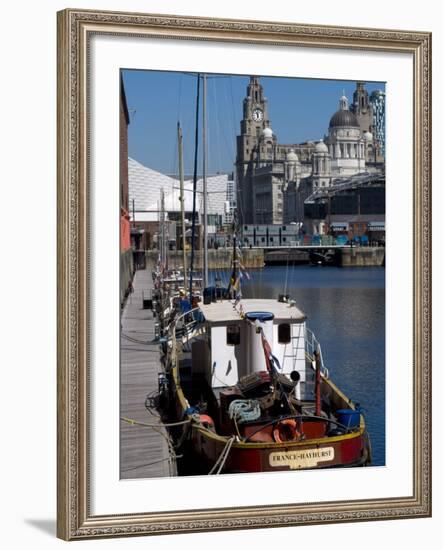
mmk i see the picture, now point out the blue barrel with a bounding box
[245,311,275,322]
[336,408,361,428]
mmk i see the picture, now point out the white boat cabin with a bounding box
[192,299,309,390]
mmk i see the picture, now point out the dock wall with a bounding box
[143,246,384,269]
[340,247,385,267]
[145,248,265,269]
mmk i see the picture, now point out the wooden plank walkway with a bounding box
[120,267,175,479]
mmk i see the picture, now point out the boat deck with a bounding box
[120,266,175,479]
[178,353,317,409]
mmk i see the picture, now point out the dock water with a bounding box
[120,267,175,479]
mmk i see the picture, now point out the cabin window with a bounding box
[227,325,241,346]
[278,323,291,344]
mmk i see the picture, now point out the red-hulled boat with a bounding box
[164,296,371,474]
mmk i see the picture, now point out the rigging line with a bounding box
[179,72,231,79]
[170,186,228,194]
[206,80,211,177]
[121,417,191,428]
[121,332,155,345]
[121,418,175,451]
[121,455,183,474]
[181,107,194,176]
[189,74,201,300]
[176,72,183,125]
[212,78,222,174]
[208,436,236,475]
[214,78,235,165]
[283,248,290,296]
[289,240,297,296]
[228,76,239,150]
[223,78,236,159]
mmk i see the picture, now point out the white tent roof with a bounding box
[147,174,230,215]
[128,157,177,213]
[129,157,231,220]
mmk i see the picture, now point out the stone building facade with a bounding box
[236,77,385,227]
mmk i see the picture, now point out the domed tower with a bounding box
[311,140,332,189]
[326,94,366,177]
[284,148,300,187]
[363,130,375,162]
[258,126,276,163]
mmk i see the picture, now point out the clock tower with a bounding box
[240,76,270,136]
[236,77,271,224]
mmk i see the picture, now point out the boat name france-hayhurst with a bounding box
[269,447,334,469]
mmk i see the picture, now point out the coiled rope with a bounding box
[228,399,261,424]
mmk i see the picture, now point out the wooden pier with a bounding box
[120,267,175,479]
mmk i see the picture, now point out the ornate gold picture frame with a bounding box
[57,8,431,540]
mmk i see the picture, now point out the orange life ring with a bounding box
[199,414,215,431]
[273,419,301,443]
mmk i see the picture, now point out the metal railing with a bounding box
[305,326,329,379]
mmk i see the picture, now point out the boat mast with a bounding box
[160,188,167,271]
[177,122,187,290]
[315,350,322,416]
[232,234,237,298]
[189,74,201,300]
[202,73,209,288]
[227,209,239,300]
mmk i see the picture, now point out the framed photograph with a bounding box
[57,8,431,540]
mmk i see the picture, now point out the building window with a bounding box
[278,324,291,344]
[261,237,265,242]
[282,237,286,242]
[227,325,241,346]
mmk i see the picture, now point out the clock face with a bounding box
[252,108,263,122]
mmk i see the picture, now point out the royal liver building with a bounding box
[235,77,384,226]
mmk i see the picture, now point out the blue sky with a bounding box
[122,70,384,176]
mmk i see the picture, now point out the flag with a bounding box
[261,332,273,373]
[260,332,281,372]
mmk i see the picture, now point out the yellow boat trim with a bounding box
[172,364,366,450]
